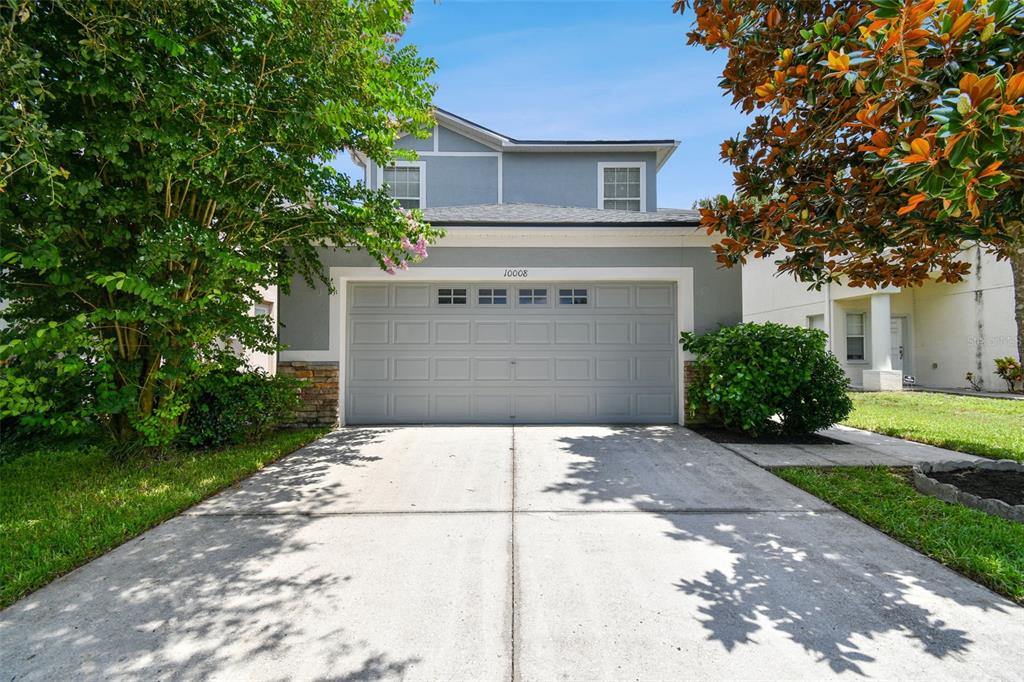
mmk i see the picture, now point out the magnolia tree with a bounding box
[675,0,1024,359]
[0,0,440,447]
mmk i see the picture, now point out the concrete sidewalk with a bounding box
[723,424,987,468]
[1,426,1021,681]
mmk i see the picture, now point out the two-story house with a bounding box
[277,110,742,425]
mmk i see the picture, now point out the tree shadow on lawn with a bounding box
[0,427,426,681]
[548,426,1015,676]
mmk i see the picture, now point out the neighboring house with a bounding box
[742,247,1019,392]
[277,109,742,425]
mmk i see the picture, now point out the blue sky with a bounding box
[335,0,749,209]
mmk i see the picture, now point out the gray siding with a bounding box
[427,156,499,206]
[279,247,741,352]
[503,152,657,210]
[437,126,494,152]
[395,131,433,152]
[375,126,662,212]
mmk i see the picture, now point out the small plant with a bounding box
[993,357,1023,393]
[965,371,983,391]
[181,368,301,449]
[680,322,852,436]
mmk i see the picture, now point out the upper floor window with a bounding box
[438,287,467,305]
[382,163,424,209]
[846,313,865,361]
[559,288,588,305]
[599,162,645,212]
[518,288,547,304]
[478,288,507,305]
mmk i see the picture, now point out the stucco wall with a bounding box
[278,246,741,354]
[741,247,1018,390]
[502,152,658,211]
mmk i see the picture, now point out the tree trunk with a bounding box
[1011,243,1024,367]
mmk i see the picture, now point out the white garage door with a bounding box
[345,282,678,424]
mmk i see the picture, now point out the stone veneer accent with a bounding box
[279,361,339,427]
[682,360,709,425]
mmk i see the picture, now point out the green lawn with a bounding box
[774,466,1024,602]
[844,391,1024,461]
[0,428,327,608]
[777,466,1024,603]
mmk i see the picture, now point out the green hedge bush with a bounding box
[681,322,852,436]
[181,369,301,449]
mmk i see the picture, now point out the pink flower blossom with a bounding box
[414,235,428,258]
[402,11,412,24]
[383,256,397,275]
[400,236,414,252]
[399,260,409,271]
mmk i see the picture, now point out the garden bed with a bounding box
[913,460,1024,523]
[690,425,846,446]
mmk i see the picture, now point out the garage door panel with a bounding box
[394,321,430,344]
[351,284,389,308]
[475,358,512,381]
[636,356,673,384]
[555,358,591,381]
[514,393,554,420]
[515,322,551,344]
[636,285,673,308]
[554,321,590,344]
[595,322,630,344]
[596,357,631,382]
[393,357,429,381]
[346,282,677,424]
[435,321,472,344]
[394,285,430,307]
[475,394,510,420]
[594,286,631,308]
[475,321,511,344]
[434,394,471,420]
[555,393,591,419]
[596,394,632,419]
[393,394,429,420]
[352,320,389,345]
[514,358,551,381]
[435,357,471,381]
[636,320,673,345]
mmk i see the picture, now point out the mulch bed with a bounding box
[929,469,1024,507]
[690,426,847,446]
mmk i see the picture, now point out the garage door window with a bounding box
[478,288,508,305]
[559,288,588,305]
[438,288,467,305]
[518,288,547,304]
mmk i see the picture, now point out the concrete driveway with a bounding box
[2,426,1021,681]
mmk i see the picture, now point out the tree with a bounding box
[675,0,1024,360]
[0,0,440,449]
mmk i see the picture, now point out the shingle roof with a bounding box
[421,203,700,227]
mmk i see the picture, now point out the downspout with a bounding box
[824,281,834,354]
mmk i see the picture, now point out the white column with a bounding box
[870,293,892,370]
[863,292,902,390]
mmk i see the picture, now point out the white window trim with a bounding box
[377,160,426,208]
[845,312,868,363]
[279,266,695,427]
[597,161,647,212]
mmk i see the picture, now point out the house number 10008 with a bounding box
[503,268,528,278]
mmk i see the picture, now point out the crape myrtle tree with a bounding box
[0,0,439,449]
[674,0,1024,359]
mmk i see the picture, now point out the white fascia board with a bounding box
[432,226,714,248]
[503,141,680,169]
[433,111,508,151]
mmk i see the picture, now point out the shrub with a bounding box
[993,357,1023,393]
[680,322,852,436]
[181,369,301,449]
